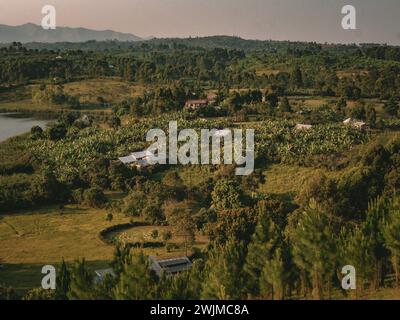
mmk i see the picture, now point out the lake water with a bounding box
[0,113,51,142]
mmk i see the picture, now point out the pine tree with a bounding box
[67,259,95,300]
[55,258,70,300]
[290,199,337,300]
[113,251,158,300]
[243,201,280,297]
[339,226,374,298]
[201,239,246,300]
[363,197,389,291]
[159,260,204,299]
[382,197,400,287]
[111,244,131,279]
[260,247,290,300]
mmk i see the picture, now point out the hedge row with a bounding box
[98,221,150,245]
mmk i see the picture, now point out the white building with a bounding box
[118,150,154,169]
[343,118,366,131]
[295,124,313,131]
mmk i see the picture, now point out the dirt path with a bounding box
[0,219,21,236]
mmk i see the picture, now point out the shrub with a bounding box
[30,126,44,139]
[83,187,107,208]
[150,229,159,239]
[23,288,55,300]
[71,188,84,204]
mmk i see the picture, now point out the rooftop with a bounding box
[149,256,192,277]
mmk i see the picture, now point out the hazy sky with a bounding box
[0,0,399,44]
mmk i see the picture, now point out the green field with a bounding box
[0,204,208,294]
[0,205,130,264]
[0,78,149,113]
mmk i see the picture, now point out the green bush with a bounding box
[83,187,107,208]
[23,288,55,300]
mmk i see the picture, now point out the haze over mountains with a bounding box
[0,23,142,43]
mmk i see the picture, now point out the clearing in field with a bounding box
[63,78,147,105]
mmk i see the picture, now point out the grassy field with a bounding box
[0,205,131,264]
[0,99,64,112]
[0,205,130,293]
[63,78,147,105]
[0,260,110,295]
[0,78,149,113]
[109,225,208,257]
[0,203,208,294]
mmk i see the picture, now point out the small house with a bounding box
[184,99,209,110]
[149,256,192,277]
[118,150,155,169]
[295,124,313,131]
[343,118,366,131]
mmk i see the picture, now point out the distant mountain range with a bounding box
[0,23,142,43]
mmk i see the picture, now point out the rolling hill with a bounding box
[0,23,142,43]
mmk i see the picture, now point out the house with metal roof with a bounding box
[149,256,192,277]
[118,150,155,169]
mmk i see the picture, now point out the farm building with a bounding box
[184,99,209,109]
[295,124,313,131]
[184,96,217,110]
[118,150,154,169]
[149,256,192,277]
[343,118,366,131]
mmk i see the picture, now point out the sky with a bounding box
[0,0,399,44]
